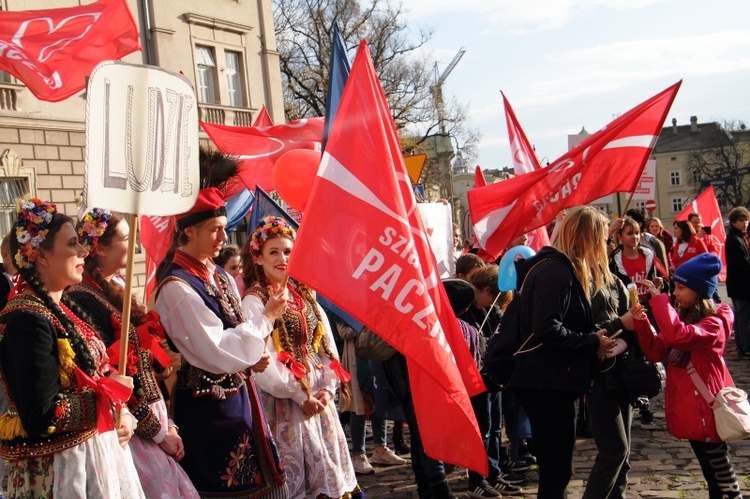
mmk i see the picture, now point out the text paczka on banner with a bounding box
[470,81,682,255]
[286,39,487,475]
[85,61,199,216]
[0,0,141,102]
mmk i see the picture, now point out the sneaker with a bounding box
[352,454,375,475]
[500,472,527,485]
[504,458,533,472]
[467,482,501,498]
[491,477,523,496]
[370,447,408,466]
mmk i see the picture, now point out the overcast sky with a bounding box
[404,0,750,170]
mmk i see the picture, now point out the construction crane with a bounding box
[432,47,466,134]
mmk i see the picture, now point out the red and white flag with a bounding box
[287,40,488,475]
[0,0,140,102]
[471,81,681,256]
[474,165,487,188]
[502,92,550,252]
[675,186,727,281]
[201,118,324,192]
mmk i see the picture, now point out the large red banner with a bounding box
[675,186,727,281]
[287,40,487,474]
[0,0,140,102]
[471,81,681,256]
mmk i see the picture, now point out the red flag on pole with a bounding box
[140,215,175,300]
[201,118,324,192]
[675,186,727,281]
[253,105,274,127]
[474,165,487,188]
[0,0,141,102]
[471,81,681,256]
[286,40,487,475]
[502,92,550,252]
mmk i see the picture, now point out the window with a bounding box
[0,71,12,83]
[634,201,646,213]
[670,157,677,161]
[0,177,28,236]
[195,45,217,104]
[692,169,701,184]
[670,171,681,186]
[225,51,244,107]
[671,197,684,213]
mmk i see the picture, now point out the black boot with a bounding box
[393,421,411,455]
[428,476,456,499]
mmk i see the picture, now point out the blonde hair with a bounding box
[552,206,612,299]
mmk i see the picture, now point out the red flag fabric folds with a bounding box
[675,186,727,281]
[471,81,681,256]
[502,92,550,252]
[287,40,487,475]
[0,0,141,102]
[140,215,175,300]
[474,166,487,188]
[201,118,324,192]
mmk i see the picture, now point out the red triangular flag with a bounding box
[675,186,727,281]
[287,40,488,475]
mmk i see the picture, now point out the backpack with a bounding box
[483,258,550,388]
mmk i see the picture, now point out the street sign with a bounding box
[701,177,736,188]
[645,199,657,211]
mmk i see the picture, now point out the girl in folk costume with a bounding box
[67,208,199,498]
[241,217,361,499]
[633,254,741,498]
[0,198,144,498]
[154,147,287,498]
[609,218,667,304]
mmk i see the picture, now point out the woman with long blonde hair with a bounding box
[507,205,616,498]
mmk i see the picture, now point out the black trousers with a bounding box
[515,389,579,499]
[689,440,742,499]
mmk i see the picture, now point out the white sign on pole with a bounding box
[85,61,199,215]
[417,202,455,278]
[632,159,656,201]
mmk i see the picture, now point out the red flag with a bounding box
[471,81,681,256]
[201,118,324,192]
[502,92,550,252]
[140,215,175,300]
[253,105,274,127]
[474,165,487,188]
[0,0,140,102]
[675,186,727,281]
[286,40,487,475]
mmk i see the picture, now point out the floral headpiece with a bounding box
[14,197,57,269]
[249,216,296,257]
[76,208,112,256]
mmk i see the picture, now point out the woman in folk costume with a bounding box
[241,216,361,499]
[67,208,199,498]
[154,148,288,498]
[0,198,144,498]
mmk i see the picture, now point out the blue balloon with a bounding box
[497,245,537,292]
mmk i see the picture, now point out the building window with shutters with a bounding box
[195,45,218,104]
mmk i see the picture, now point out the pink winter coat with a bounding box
[634,293,735,442]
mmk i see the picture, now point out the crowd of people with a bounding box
[0,147,747,498]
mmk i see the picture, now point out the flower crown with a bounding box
[14,197,57,269]
[76,208,112,256]
[249,216,296,257]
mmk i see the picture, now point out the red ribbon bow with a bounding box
[74,367,133,433]
[107,312,171,372]
[277,351,307,379]
[329,359,352,383]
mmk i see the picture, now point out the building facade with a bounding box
[0,0,284,293]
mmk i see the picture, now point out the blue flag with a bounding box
[248,186,363,332]
[322,23,351,152]
[225,188,255,235]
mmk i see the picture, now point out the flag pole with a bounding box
[621,191,637,216]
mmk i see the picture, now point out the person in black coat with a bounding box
[508,206,616,499]
[725,206,750,357]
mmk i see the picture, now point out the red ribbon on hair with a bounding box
[328,359,352,383]
[8,274,25,300]
[277,351,306,379]
[73,367,132,433]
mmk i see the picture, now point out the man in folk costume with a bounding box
[154,148,289,498]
